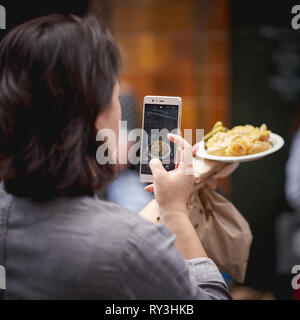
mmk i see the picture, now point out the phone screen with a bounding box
[141,103,179,175]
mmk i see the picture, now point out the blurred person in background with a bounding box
[105,84,153,212]
[284,106,300,300]
[285,107,300,212]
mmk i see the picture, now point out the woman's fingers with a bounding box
[176,141,198,167]
[192,143,199,157]
[145,135,194,190]
[144,159,166,193]
[167,133,191,150]
[168,133,199,158]
[175,145,182,168]
[204,178,217,191]
[167,134,193,173]
[144,184,154,193]
[149,158,166,178]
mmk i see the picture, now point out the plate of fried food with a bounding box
[196,121,284,163]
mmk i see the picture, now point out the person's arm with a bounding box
[160,208,207,260]
[286,128,300,211]
[139,201,207,259]
[119,218,231,300]
[129,134,230,299]
[144,134,208,259]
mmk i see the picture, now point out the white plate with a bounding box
[196,133,285,163]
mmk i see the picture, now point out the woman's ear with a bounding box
[95,82,121,131]
[95,110,104,131]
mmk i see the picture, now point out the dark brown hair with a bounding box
[0,14,121,200]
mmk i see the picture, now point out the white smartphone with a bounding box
[140,95,182,183]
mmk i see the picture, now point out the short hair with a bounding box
[0,14,121,200]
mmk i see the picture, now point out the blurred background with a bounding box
[2,0,300,299]
[94,0,300,299]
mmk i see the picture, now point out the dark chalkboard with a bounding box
[231,0,300,298]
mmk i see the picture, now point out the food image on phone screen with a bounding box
[141,104,179,175]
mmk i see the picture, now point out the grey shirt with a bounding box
[0,183,230,300]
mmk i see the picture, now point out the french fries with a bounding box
[205,122,272,157]
[204,121,228,143]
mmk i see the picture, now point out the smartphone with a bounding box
[140,96,182,183]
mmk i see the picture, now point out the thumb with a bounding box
[149,158,166,179]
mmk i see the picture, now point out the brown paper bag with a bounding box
[140,158,252,283]
[188,184,252,283]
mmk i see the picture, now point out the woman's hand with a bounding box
[144,134,194,216]
[145,134,207,259]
